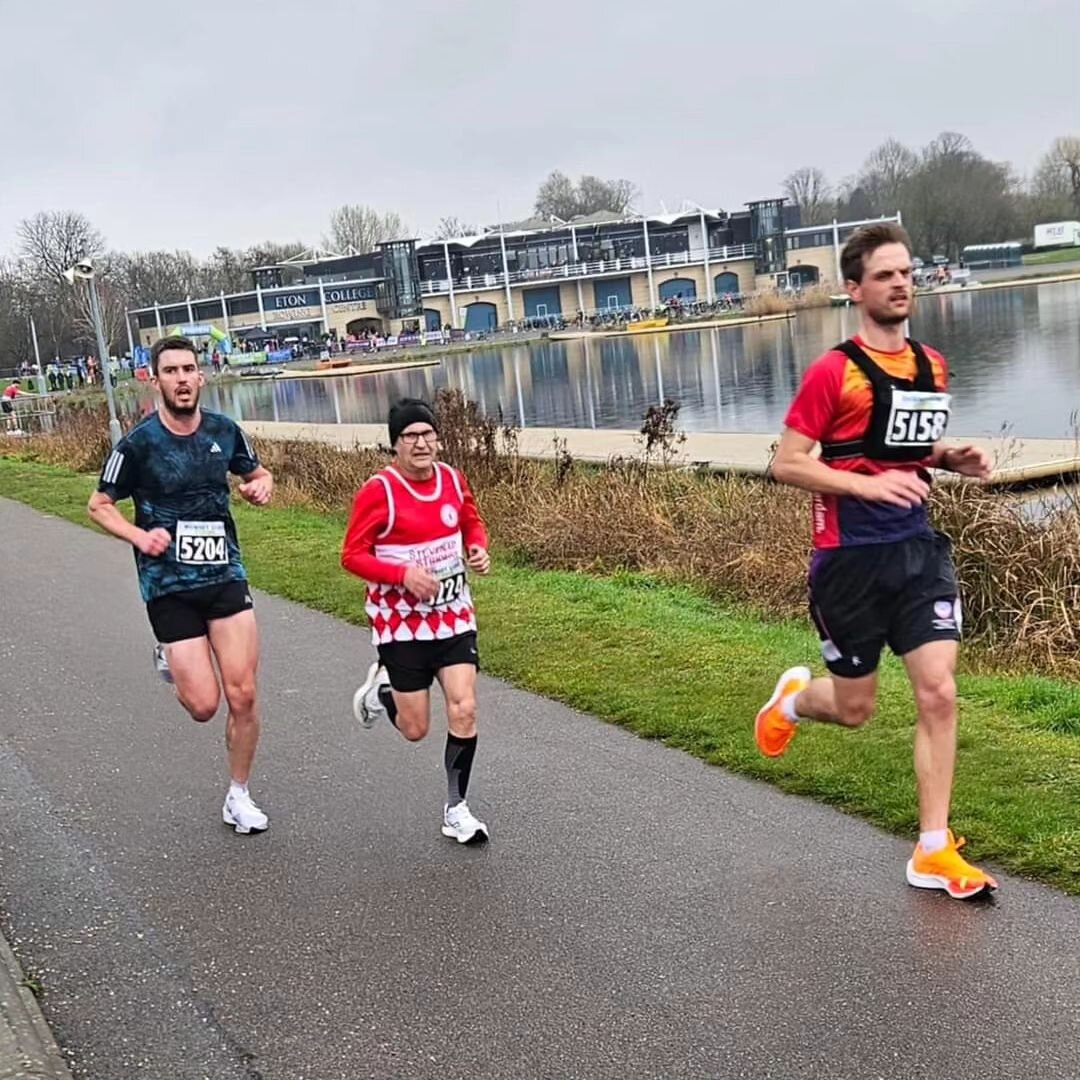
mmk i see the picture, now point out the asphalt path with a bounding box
[0,497,1077,1079]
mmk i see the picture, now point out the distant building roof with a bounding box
[424,203,732,248]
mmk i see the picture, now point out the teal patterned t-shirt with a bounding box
[97,411,258,602]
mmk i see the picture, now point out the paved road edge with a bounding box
[0,930,72,1079]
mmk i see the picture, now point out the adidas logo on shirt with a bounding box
[209,442,222,454]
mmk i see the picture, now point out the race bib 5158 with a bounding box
[885,390,951,446]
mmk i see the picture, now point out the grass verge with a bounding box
[1022,246,1080,266]
[2,456,1078,892]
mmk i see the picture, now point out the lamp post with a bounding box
[13,258,49,396]
[685,200,715,303]
[65,259,122,446]
[28,314,47,396]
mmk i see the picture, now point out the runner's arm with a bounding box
[87,490,144,546]
[457,471,489,551]
[237,464,273,505]
[929,443,958,469]
[89,441,149,547]
[341,481,407,585]
[773,428,930,507]
[87,491,169,554]
[771,429,865,495]
[774,353,917,499]
[929,442,992,477]
[922,352,982,473]
[774,354,856,494]
[229,423,273,505]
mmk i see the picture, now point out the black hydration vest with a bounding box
[820,339,951,463]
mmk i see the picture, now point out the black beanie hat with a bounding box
[388,398,438,444]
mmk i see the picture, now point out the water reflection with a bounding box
[137,280,1080,438]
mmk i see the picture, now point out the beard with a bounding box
[161,385,200,416]
[866,296,911,327]
[869,309,908,327]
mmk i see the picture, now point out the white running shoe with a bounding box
[153,643,174,685]
[222,789,269,834]
[353,661,390,729]
[441,801,489,844]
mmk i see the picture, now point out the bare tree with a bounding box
[200,247,252,295]
[6,210,319,361]
[17,211,105,282]
[13,211,108,360]
[1031,155,1072,203]
[111,250,205,308]
[1046,136,1080,217]
[902,133,1017,258]
[534,171,638,220]
[323,206,404,254]
[432,216,477,240]
[0,260,35,367]
[1014,151,1075,237]
[245,241,307,269]
[782,166,832,225]
[71,271,130,357]
[534,171,578,220]
[858,138,919,215]
[574,175,637,217]
[834,177,876,222]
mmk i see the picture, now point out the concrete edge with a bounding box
[0,930,72,1079]
[244,420,1080,489]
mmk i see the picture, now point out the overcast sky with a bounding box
[2,0,1077,257]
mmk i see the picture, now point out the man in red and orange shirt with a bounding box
[341,398,492,844]
[755,223,997,899]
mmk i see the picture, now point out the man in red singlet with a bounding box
[341,398,492,844]
[754,223,998,899]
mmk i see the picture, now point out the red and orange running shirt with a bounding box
[784,336,949,549]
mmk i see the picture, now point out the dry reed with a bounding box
[6,390,1080,677]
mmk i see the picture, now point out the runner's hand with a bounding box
[403,565,440,603]
[851,470,930,508]
[941,445,991,479]
[238,476,273,506]
[137,527,171,557]
[466,546,491,575]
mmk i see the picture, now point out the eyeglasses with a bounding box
[399,430,439,446]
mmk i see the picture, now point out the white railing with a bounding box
[419,243,756,296]
[3,393,58,435]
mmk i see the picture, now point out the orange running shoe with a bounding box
[906,831,998,899]
[754,666,810,757]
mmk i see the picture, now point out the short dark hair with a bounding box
[150,335,198,375]
[840,223,913,284]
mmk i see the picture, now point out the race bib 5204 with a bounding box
[176,520,228,565]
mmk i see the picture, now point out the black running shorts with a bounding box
[809,532,960,678]
[377,632,479,693]
[147,580,254,643]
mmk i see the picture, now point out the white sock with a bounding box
[780,691,801,723]
[229,781,249,800]
[919,829,948,854]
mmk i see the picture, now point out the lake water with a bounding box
[165,280,1080,439]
